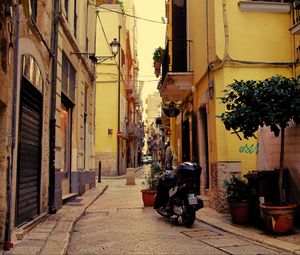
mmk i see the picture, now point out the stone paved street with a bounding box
[67,166,291,255]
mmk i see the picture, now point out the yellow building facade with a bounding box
[160,0,298,212]
[95,1,140,176]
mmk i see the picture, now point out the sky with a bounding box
[133,0,166,113]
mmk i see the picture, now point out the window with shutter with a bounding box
[62,53,76,102]
[30,0,37,21]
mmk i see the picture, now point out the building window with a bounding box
[86,38,89,53]
[85,1,89,52]
[84,86,88,113]
[30,0,38,21]
[62,53,76,102]
[74,0,77,37]
[65,0,69,19]
[61,100,72,195]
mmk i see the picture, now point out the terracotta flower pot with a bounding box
[260,204,297,234]
[141,189,156,207]
[154,67,160,78]
[230,201,249,224]
[154,61,161,68]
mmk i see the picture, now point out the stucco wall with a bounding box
[95,152,118,176]
[258,124,300,207]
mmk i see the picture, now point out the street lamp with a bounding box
[71,38,120,64]
[110,38,120,56]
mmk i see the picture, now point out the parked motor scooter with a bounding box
[153,162,203,227]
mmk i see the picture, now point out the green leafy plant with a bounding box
[224,175,249,203]
[219,75,300,204]
[150,162,163,176]
[152,47,165,63]
[143,162,163,190]
[116,0,125,14]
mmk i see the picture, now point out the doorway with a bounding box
[182,118,190,162]
[61,100,72,195]
[200,108,209,189]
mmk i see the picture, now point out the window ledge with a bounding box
[238,1,291,13]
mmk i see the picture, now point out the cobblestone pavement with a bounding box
[3,165,299,255]
[67,166,292,255]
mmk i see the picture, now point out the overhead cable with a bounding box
[90,2,166,24]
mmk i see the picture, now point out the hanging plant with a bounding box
[152,47,165,78]
[153,47,165,63]
[154,67,160,78]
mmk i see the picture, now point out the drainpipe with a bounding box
[4,5,20,251]
[117,25,121,175]
[49,0,60,214]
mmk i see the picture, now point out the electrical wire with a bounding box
[95,79,159,83]
[95,70,159,82]
[89,2,166,24]
[95,4,166,87]
[96,12,127,86]
[208,0,297,72]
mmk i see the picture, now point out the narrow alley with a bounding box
[2,0,300,254]
[67,166,291,255]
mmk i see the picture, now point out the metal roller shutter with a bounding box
[16,78,42,227]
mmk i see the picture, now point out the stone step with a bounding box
[62,193,78,205]
[197,195,210,207]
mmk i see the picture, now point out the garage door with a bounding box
[16,77,42,227]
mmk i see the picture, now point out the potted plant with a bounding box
[141,162,163,206]
[224,175,250,224]
[219,75,300,233]
[152,47,165,78]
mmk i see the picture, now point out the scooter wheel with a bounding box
[182,209,195,227]
[156,207,171,218]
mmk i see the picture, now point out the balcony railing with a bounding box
[293,1,300,24]
[161,40,193,84]
[290,1,300,34]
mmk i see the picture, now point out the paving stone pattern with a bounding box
[68,166,291,255]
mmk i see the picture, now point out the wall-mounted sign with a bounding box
[166,129,172,136]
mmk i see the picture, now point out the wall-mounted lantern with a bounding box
[162,101,180,117]
[71,38,120,64]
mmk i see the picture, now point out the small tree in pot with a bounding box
[219,75,300,233]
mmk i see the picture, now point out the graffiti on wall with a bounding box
[239,143,259,155]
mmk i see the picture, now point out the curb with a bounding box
[40,185,108,255]
[63,185,108,255]
[196,215,300,254]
